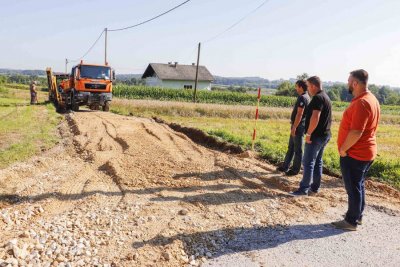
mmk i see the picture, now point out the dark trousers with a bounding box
[282,125,305,173]
[299,134,331,193]
[30,93,37,104]
[340,156,373,226]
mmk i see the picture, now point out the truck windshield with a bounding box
[80,66,111,80]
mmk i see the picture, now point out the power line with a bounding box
[68,29,105,62]
[108,0,192,32]
[204,0,270,43]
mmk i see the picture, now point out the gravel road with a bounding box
[204,207,400,267]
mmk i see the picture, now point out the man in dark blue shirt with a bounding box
[277,80,310,175]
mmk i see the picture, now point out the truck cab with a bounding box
[69,61,115,111]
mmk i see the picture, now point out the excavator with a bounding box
[46,61,114,112]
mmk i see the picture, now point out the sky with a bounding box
[1,0,400,86]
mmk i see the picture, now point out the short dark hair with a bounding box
[350,69,368,85]
[295,80,307,91]
[307,76,321,89]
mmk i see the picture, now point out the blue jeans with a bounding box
[299,134,331,193]
[283,125,305,173]
[340,156,373,226]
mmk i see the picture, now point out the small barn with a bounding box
[141,62,213,90]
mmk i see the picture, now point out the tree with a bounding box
[296,73,309,80]
[276,81,296,96]
[340,87,353,102]
[378,86,392,104]
[385,95,400,105]
[327,90,340,101]
[0,75,7,84]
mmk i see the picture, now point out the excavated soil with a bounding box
[0,111,399,267]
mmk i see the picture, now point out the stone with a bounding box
[179,209,189,216]
[180,255,189,263]
[217,213,225,219]
[76,259,85,266]
[6,239,18,249]
[162,252,171,260]
[5,258,19,265]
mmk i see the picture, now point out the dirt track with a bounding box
[1,111,399,266]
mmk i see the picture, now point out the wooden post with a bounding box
[194,42,201,102]
[251,88,261,150]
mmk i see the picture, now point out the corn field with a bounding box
[113,85,296,107]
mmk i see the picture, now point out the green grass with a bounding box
[0,86,62,169]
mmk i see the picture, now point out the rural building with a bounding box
[141,62,214,90]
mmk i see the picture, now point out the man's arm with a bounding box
[291,107,304,136]
[339,130,363,156]
[305,110,321,143]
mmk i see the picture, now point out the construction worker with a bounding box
[30,81,38,104]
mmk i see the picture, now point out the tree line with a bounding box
[0,74,47,86]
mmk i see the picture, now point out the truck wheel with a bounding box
[72,99,79,111]
[72,103,79,111]
[103,101,110,112]
[71,93,79,111]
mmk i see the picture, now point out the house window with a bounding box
[184,85,193,89]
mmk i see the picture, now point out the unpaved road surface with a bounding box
[1,111,399,267]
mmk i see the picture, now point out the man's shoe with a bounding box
[285,169,299,176]
[289,190,308,197]
[331,220,357,231]
[342,214,362,225]
[276,166,288,172]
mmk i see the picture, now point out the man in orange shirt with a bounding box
[332,69,380,231]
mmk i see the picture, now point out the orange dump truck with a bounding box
[46,61,115,112]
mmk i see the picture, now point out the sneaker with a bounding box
[276,166,288,172]
[289,190,308,197]
[342,214,362,225]
[331,220,357,231]
[285,169,299,176]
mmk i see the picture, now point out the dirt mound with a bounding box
[154,117,244,154]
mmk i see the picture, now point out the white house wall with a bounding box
[145,78,211,90]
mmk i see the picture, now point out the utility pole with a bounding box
[65,58,68,74]
[193,42,201,103]
[105,28,108,65]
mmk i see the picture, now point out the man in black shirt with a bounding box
[277,80,310,175]
[290,76,332,196]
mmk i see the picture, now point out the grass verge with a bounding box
[0,86,62,169]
